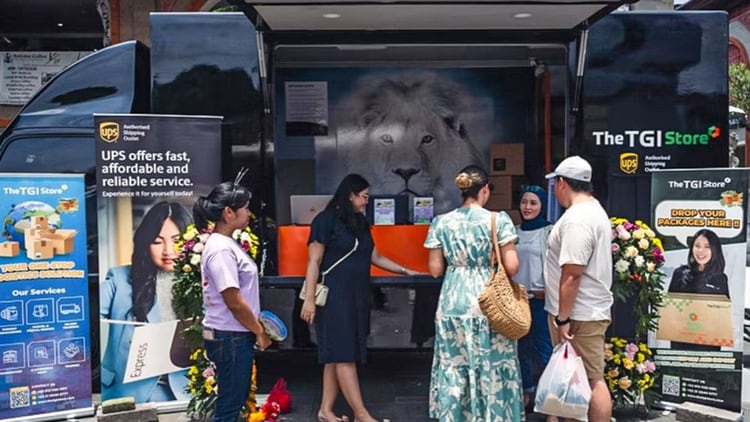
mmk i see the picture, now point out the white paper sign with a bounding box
[0,52,90,105]
[122,320,190,383]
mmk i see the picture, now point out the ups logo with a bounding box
[619,152,638,174]
[99,122,120,143]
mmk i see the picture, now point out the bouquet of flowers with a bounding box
[610,218,666,338]
[604,337,659,409]
[172,221,264,421]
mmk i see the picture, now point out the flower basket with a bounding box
[610,218,666,339]
[604,337,660,410]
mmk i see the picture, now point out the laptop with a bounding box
[290,195,332,225]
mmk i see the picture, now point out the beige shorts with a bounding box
[547,315,610,379]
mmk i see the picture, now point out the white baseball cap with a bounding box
[545,155,592,182]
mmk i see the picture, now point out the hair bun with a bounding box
[455,172,473,190]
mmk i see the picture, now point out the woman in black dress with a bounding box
[668,228,729,297]
[300,174,418,422]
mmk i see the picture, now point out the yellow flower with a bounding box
[623,358,634,370]
[633,229,645,240]
[637,352,645,363]
[652,237,664,251]
[618,377,632,390]
[616,339,627,348]
[645,229,655,238]
[183,227,198,241]
[614,355,621,365]
[189,366,199,375]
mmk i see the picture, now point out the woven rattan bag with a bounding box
[477,212,532,340]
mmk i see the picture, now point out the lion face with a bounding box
[333,74,483,214]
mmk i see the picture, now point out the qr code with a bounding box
[9,386,30,409]
[662,374,680,396]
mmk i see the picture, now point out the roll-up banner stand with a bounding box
[0,173,92,421]
[651,168,748,412]
[94,114,221,408]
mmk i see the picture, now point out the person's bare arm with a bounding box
[498,242,519,276]
[556,263,584,341]
[371,247,418,276]
[427,248,445,278]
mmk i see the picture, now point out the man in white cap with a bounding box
[543,155,614,422]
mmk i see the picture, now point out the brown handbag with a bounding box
[477,212,532,340]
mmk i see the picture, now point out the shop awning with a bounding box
[228,0,633,40]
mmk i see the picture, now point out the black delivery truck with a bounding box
[0,4,730,407]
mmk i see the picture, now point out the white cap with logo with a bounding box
[545,155,592,182]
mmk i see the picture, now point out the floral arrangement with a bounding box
[172,221,269,421]
[604,337,659,409]
[610,217,666,339]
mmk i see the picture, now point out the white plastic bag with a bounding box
[534,341,592,420]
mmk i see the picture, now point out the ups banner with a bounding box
[650,168,748,412]
[93,114,221,405]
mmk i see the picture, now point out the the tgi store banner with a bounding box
[0,174,91,421]
[651,168,747,412]
[94,114,221,405]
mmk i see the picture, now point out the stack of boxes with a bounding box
[24,216,77,260]
[486,143,526,224]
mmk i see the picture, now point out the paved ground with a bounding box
[69,286,746,421]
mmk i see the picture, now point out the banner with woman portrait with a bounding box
[650,168,748,412]
[94,114,221,406]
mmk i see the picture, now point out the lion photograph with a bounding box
[325,71,487,214]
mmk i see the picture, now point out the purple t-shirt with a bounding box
[201,232,260,332]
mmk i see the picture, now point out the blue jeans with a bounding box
[517,298,553,393]
[203,330,256,422]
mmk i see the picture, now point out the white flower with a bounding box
[193,243,204,253]
[646,262,656,272]
[625,246,639,258]
[638,238,650,250]
[190,254,201,266]
[634,255,645,268]
[644,229,655,238]
[615,259,630,273]
[198,233,210,243]
[632,229,645,240]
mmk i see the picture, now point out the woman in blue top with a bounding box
[424,165,523,421]
[515,185,556,419]
[100,201,192,403]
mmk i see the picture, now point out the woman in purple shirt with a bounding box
[194,181,271,422]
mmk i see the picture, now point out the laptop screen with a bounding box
[289,195,332,225]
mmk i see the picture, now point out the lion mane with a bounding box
[333,72,483,214]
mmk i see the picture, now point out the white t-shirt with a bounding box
[201,232,260,332]
[544,199,613,321]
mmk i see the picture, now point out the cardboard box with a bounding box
[0,241,19,257]
[489,143,525,175]
[656,293,734,347]
[501,209,521,225]
[485,192,512,210]
[27,239,54,260]
[46,229,77,254]
[29,215,49,230]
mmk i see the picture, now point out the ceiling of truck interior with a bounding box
[234,0,631,31]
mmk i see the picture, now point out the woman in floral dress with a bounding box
[424,165,524,421]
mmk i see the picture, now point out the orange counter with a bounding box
[278,225,431,276]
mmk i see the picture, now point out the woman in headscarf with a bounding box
[515,185,556,419]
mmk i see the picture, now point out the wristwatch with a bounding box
[554,315,571,326]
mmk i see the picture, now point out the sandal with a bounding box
[318,411,349,422]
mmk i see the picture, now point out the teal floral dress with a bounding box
[424,207,524,421]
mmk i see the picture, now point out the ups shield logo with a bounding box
[619,152,638,174]
[99,122,120,143]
